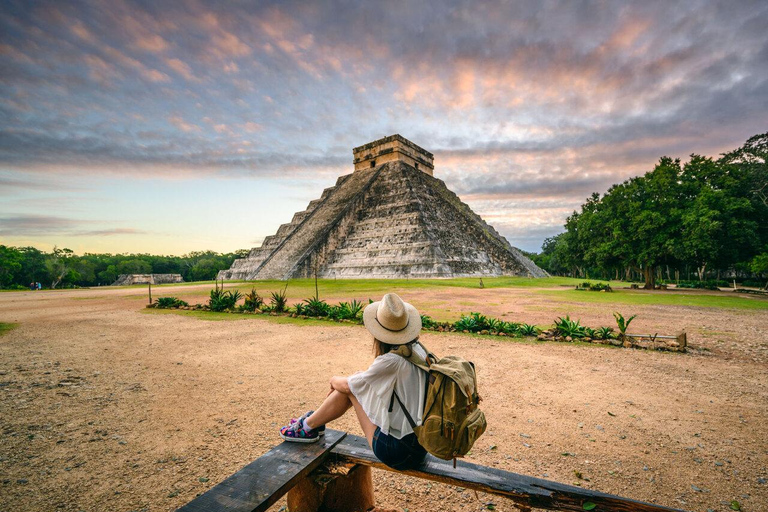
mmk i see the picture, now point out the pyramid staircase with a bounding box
[219,161,545,280]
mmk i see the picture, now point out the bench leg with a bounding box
[287,463,375,512]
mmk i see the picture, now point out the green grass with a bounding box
[142,308,255,322]
[0,322,18,336]
[535,288,768,310]
[210,276,584,297]
[142,308,338,327]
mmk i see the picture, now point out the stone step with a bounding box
[219,159,548,281]
[252,168,381,280]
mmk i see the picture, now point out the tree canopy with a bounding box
[0,248,247,289]
[532,132,768,288]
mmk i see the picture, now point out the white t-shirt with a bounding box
[348,344,428,439]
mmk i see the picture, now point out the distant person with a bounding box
[279,293,428,470]
[29,282,35,291]
[36,282,41,290]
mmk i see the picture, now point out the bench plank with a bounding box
[330,431,685,512]
[176,430,346,512]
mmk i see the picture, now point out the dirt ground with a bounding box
[0,284,766,512]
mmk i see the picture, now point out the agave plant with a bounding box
[208,289,242,312]
[613,312,637,339]
[242,288,264,312]
[474,312,497,330]
[328,302,349,320]
[518,323,539,336]
[583,327,597,339]
[303,296,330,317]
[454,315,479,333]
[486,318,503,332]
[156,297,188,308]
[500,321,521,335]
[595,326,615,340]
[554,315,587,339]
[347,299,364,319]
[270,286,288,313]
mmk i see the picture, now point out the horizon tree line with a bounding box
[530,132,768,288]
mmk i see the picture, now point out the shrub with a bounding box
[303,297,330,317]
[518,323,538,336]
[499,321,521,335]
[328,302,350,320]
[420,314,436,329]
[595,326,616,340]
[156,297,188,308]
[554,315,587,338]
[241,288,264,312]
[486,317,503,332]
[576,281,612,292]
[270,286,288,313]
[676,280,725,290]
[209,289,242,312]
[454,314,480,333]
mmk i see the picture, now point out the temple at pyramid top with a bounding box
[353,134,434,175]
[218,136,546,280]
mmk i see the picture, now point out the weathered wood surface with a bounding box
[330,431,686,512]
[176,430,346,512]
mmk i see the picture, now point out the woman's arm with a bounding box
[330,375,350,394]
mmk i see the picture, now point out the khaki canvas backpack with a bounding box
[390,342,487,466]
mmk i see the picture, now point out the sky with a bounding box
[1,0,767,255]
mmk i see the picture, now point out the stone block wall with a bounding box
[111,274,184,286]
[353,134,434,175]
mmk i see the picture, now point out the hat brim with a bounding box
[363,300,422,345]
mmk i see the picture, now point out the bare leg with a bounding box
[348,393,377,447]
[304,390,351,429]
[305,390,377,448]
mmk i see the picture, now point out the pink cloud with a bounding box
[165,57,198,81]
[168,115,200,133]
[103,46,171,83]
[133,33,169,53]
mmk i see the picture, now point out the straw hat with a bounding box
[363,293,422,345]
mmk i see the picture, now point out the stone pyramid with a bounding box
[219,135,546,280]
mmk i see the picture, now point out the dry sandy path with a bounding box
[0,285,766,512]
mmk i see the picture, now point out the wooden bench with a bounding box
[176,429,686,512]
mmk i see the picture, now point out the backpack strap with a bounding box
[391,341,437,372]
[391,390,417,429]
[388,341,435,431]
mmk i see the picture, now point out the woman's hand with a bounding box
[329,376,350,395]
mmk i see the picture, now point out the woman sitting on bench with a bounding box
[280,293,428,470]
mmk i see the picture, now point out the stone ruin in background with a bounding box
[219,135,547,280]
[111,274,184,286]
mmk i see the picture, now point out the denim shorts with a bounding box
[372,427,427,470]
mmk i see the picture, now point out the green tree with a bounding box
[98,265,118,285]
[45,247,75,289]
[566,159,683,288]
[721,132,768,208]
[0,246,23,287]
[116,259,152,275]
